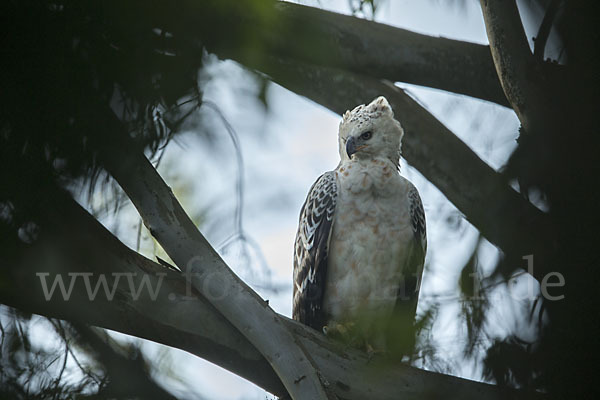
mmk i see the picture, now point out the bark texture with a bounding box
[479,0,550,133]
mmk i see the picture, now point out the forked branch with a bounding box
[99,111,333,400]
[1,189,546,400]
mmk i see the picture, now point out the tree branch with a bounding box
[0,189,286,397]
[533,0,561,62]
[268,2,510,107]
[0,192,545,400]
[115,0,508,106]
[99,112,332,399]
[479,0,549,133]
[259,59,553,281]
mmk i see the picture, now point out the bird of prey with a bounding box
[293,96,426,354]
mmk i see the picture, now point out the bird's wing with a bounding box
[391,183,427,353]
[293,171,337,331]
[408,183,427,270]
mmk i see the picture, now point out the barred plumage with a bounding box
[293,172,337,329]
[293,96,426,355]
[409,184,427,257]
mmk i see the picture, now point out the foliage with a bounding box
[0,307,179,399]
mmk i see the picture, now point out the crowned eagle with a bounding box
[293,96,426,354]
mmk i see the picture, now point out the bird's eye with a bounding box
[360,131,372,140]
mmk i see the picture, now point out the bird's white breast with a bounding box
[324,157,414,323]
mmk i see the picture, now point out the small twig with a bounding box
[0,319,5,358]
[135,217,143,253]
[49,319,103,387]
[419,270,531,303]
[50,320,69,400]
[173,95,201,109]
[67,345,102,386]
[201,100,273,284]
[202,100,245,239]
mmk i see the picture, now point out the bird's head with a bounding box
[338,96,404,167]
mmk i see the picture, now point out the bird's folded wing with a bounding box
[395,184,427,314]
[293,171,337,330]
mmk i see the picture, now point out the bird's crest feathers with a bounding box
[341,96,393,126]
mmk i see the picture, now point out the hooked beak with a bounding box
[346,136,357,158]
[346,137,367,158]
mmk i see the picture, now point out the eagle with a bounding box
[293,96,426,355]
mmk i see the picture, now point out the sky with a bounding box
[71,1,545,398]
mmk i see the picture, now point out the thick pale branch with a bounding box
[0,193,544,400]
[99,118,331,399]
[261,59,553,281]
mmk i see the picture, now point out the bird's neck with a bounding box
[343,155,400,172]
